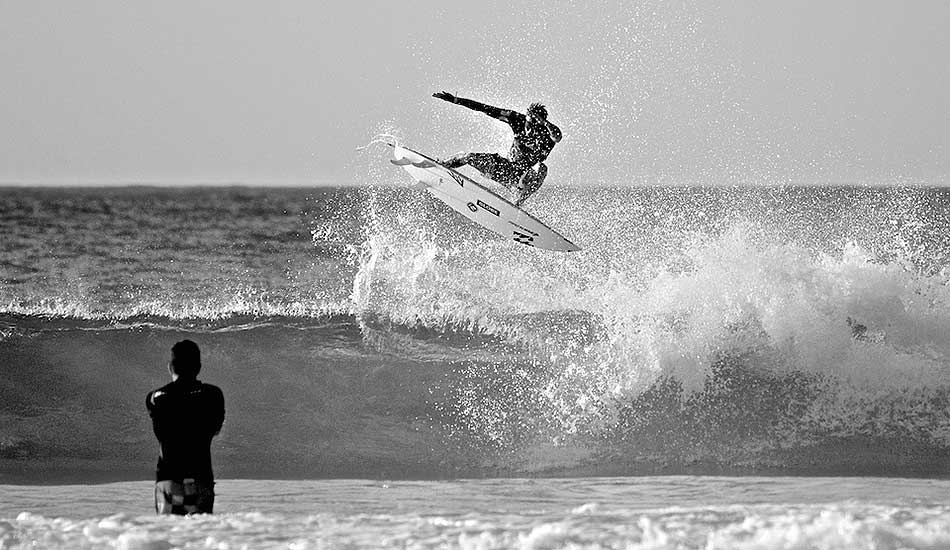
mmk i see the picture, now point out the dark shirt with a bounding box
[505,112,558,169]
[453,96,560,171]
[146,378,225,482]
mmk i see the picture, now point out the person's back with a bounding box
[507,106,559,171]
[146,340,224,515]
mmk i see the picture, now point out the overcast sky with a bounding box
[1,1,947,185]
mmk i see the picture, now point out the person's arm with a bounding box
[208,386,225,437]
[541,118,562,143]
[433,91,516,124]
[146,390,172,441]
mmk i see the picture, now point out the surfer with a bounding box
[146,340,225,515]
[433,91,562,206]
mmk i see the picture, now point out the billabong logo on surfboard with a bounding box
[513,231,535,246]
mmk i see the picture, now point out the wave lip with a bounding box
[0,298,354,333]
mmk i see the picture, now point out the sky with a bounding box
[1,0,948,186]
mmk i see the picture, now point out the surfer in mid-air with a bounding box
[433,91,562,207]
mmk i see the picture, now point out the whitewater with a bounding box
[4,477,950,549]
[2,184,950,548]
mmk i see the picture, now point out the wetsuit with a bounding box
[146,378,224,514]
[442,97,562,205]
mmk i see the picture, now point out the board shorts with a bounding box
[461,153,525,187]
[446,153,546,203]
[155,478,215,515]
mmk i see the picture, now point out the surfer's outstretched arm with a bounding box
[433,91,516,124]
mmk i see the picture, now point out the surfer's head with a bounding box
[170,339,201,379]
[527,102,548,121]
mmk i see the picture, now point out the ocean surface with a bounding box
[2,184,950,548]
[4,477,950,549]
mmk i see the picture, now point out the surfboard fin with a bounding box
[391,158,438,168]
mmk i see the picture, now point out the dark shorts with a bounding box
[155,478,215,515]
[463,153,525,186]
[444,152,547,204]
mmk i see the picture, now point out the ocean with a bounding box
[2,184,950,548]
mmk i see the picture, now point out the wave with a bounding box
[341,203,950,476]
[3,186,950,480]
[0,295,353,327]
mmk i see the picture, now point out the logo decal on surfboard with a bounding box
[476,200,499,217]
[513,231,535,246]
[467,202,478,212]
[508,221,539,236]
[448,171,465,187]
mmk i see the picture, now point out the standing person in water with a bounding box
[433,91,562,206]
[146,339,225,515]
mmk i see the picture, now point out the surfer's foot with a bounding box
[440,153,474,169]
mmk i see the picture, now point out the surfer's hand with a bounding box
[433,91,457,104]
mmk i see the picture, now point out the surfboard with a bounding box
[389,144,581,252]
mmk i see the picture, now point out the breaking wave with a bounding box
[3,186,950,481]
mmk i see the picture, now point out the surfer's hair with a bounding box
[171,339,201,378]
[527,102,547,120]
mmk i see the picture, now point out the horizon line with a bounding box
[2,181,948,190]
